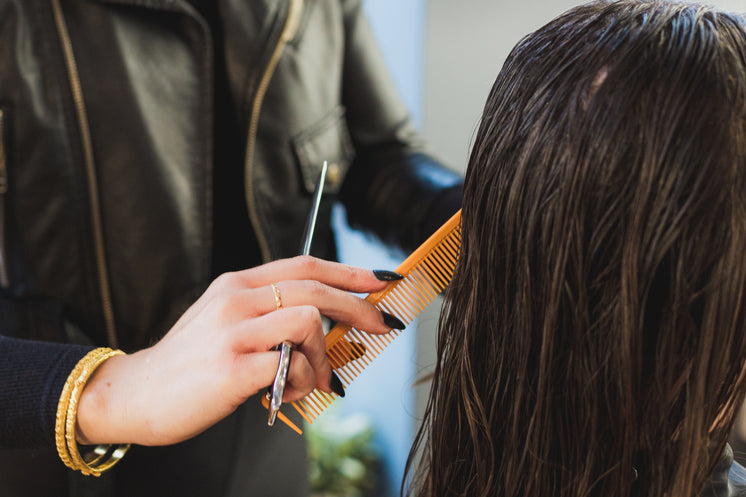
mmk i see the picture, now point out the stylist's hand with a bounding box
[74,256,403,446]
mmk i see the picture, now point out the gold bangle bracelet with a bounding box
[55,348,113,469]
[65,348,126,476]
[55,350,93,469]
[55,347,130,476]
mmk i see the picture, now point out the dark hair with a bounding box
[407,2,746,496]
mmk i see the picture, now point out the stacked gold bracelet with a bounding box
[55,347,130,476]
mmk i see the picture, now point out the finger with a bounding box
[249,280,403,334]
[234,351,316,401]
[282,351,319,402]
[166,271,249,332]
[233,306,333,392]
[174,257,403,332]
[236,255,396,294]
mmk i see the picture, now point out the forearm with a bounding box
[341,151,463,252]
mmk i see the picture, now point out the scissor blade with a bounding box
[267,161,328,428]
[301,161,328,256]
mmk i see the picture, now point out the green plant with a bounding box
[307,413,382,497]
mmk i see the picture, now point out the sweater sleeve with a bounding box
[0,335,93,449]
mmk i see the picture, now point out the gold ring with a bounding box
[271,283,282,311]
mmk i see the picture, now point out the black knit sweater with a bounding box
[0,336,92,448]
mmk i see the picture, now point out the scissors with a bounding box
[267,161,328,426]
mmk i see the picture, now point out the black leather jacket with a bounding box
[0,2,461,495]
[0,0,461,355]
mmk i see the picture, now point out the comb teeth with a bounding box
[288,210,462,428]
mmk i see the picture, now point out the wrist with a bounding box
[55,347,130,476]
[75,353,133,445]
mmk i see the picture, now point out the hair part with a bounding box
[407,2,746,496]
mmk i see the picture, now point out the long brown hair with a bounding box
[407,2,746,496]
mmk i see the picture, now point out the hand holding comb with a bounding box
[264,209,462,434]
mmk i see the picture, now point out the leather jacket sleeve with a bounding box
[338,0,463,253]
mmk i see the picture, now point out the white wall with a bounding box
[423,0,746,172]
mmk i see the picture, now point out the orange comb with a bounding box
[268,209,462,434]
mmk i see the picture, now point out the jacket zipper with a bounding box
[0,109,9,287]
[244,0,304,263]
[51,0,119,348]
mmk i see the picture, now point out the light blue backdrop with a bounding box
[332,1,426,496]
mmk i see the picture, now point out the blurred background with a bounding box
[322,1,746,496]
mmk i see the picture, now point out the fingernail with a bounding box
[382,311,406,330]
[373,270,404,281]
[330,371,345,397]
[349,341,366,360]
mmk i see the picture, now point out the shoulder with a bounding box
[729,459,746,497]
[699,444,746,497]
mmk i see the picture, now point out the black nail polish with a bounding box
[382,311,406,330]
[373,270,404,281]
[330,371,345,397]
[349,341,366,360]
